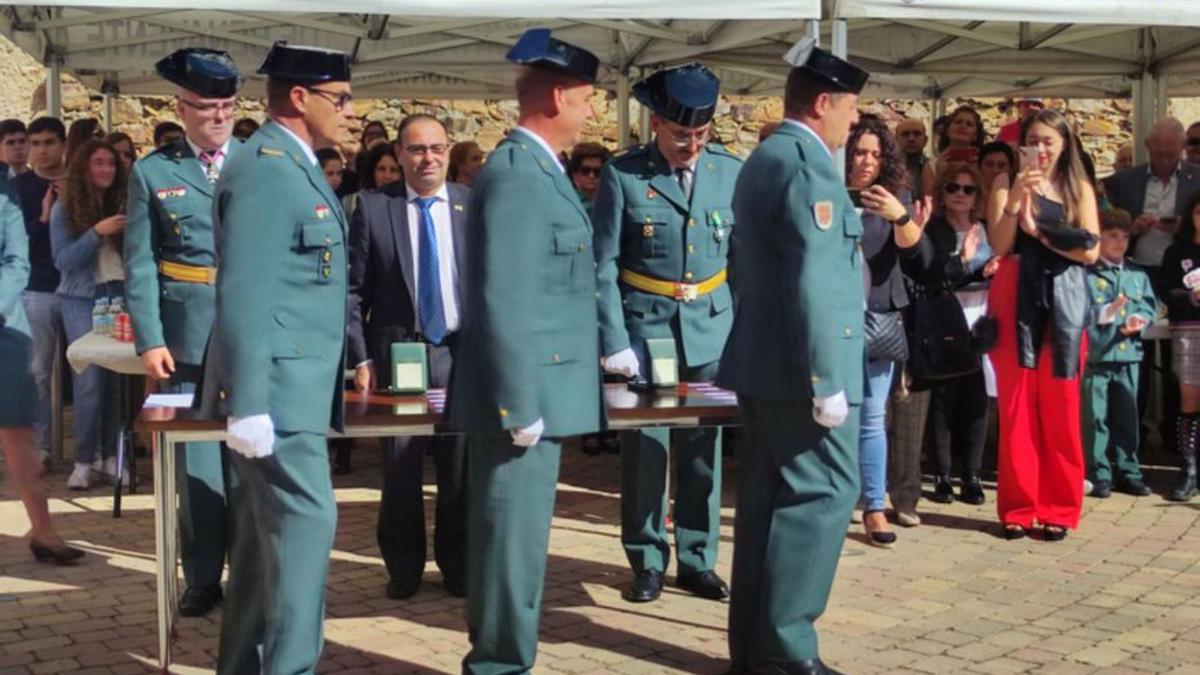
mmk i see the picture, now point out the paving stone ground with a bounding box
[2,438,1199,674]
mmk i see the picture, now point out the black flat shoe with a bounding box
[1115,478,1151,497]
[29,540,85,565]
[1042,524,1068,542]
[623,569,663,603]
[385,576,422,600]
[676,570,730,600]
[958,474,985,505]
[443,575,468,598]
[1003,524,1026,540]
[1089,480,1112,498]
[179,585,223,617]
[931,475,955,504]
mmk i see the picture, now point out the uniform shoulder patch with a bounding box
[258,146,284,158]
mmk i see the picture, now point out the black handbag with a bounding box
[905,295,980,382]
[865,309,909,363]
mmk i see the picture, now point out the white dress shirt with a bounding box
[1133,163,1181,266]
[186,137,231,172]
[406,183,461,334]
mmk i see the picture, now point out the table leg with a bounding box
[153,430,178,672]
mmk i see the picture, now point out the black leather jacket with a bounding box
[1014,198,1097,379]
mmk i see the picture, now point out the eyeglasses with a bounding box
[665,127,711,148]
[304,87,353,111]
[575,166,602,178]
[944,182,979,196]
[403,144,449,157]
[178,98,237,118]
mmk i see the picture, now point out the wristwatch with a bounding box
[891,214,911,227]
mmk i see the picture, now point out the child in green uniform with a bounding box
[1084,209,1159,498]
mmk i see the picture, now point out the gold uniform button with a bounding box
[169,213,177,221]
[688,218,696,227]
[810,375,820,383]
[218,389,226,400]
[684,271,694,280]
[1118,343,1127,351]
[844,327,852,335]
[322,250,332,262]
[322,266,331,278]
[499,407,509,417]
[552,354,561,362]
[1119,309,1127,317]
[325,236,333,245]
[577,243,585,252]
[687,244,696,254]
[173,227,181,235]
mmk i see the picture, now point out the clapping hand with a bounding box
[1121,314,1149,336]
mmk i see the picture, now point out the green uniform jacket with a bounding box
[196,121,347,433]
[715,122,865,404]
[592,142,741,368]
[446,129,604,437]
[1086,261,1158,364]
[0,178,30,336]
[124,139,240,364]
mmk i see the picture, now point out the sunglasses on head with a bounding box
[944,181,978,196]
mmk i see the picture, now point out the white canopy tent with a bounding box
[2,0,1199,156]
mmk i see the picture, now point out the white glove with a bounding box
[511,418,545,447]
[1098,294,1127,325]
[603,348,640,379]
[813,392,849,429]
[227,414,275,459]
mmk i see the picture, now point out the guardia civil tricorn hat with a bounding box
[783,37,869,94]
[155,48,243,98]
[633,63,720,129]
[257,42,352,82]
[505,28,599,84]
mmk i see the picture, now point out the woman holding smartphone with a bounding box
[922,106,987,197]
[987,109,1099,541]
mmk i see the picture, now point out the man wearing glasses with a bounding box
[592,63,741,604]
[1186,121,1200,165]
[195,41,354,674]
[123,47,243,619]
[348,114,469,601]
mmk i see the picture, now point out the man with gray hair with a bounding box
[1107,117,1200,465]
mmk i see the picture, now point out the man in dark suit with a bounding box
[348,114,468,600]
[1107,117,1200,453]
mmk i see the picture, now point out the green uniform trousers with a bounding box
[1083,362,1143,484]
[729,395,860,669]
[621,360,721,576]
[217,431,337,675]
[463,434,562,675]
[162,363,228,590]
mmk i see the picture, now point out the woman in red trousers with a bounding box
[986,109,1100,541]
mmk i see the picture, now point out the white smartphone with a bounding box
[1019,146,1039,170]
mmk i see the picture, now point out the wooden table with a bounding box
[136,383,740,671]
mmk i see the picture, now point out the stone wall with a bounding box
[4,35,1200,176]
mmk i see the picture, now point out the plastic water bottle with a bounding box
[107,296,124,338]
[93,297,109,336]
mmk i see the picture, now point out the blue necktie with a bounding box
[414,196,447,345]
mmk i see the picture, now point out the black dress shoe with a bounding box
[622,569,663,603]
[386,576,422,600]
[958,474,985,505]
[1115,478,1151,497]
[931,475,954,504]
[29,540,85,565]
[178,585,223,617]
[749,657,842,675]
[1089,480,1112,498]
[676,570,730,600]
[443,575,468,598]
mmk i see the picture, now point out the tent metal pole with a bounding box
[832,19,848,178]
[103,94,113,133]
[47,59,62,119]
[806,19,820,46]
[617,71,631,149]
